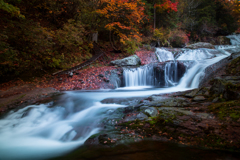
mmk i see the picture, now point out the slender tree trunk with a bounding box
[154,0,156,31]
[109,30,118,51]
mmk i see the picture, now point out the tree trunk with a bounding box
[154,4,156,31]
[92,31,98,43]
[109,30,118,51]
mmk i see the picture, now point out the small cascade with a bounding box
[226,34,240,45]
[176,49,215,61]
[155,48,175,62]
[164,62,178,87]
[123,65,154,87]
[122,61,186,88]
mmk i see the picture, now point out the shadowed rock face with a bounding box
[152,61,187,87]
[210,77,240,101]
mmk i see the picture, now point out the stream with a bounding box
[1,36,240,160]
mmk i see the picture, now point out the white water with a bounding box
[123,65,154,87]
[227,34,240,45]
[164,62,178,87]
[0,38,240,160]
[177,48,215,60]
[155,48,175,62]
[123,44,233,88]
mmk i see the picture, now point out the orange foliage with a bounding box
[97,0,147,44]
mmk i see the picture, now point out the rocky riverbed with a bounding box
[1,43,240,156]
[83,56,240,152]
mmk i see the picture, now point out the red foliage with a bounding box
[154,0,178,13]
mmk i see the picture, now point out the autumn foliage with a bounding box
[154,0,178,13]
[97,0,147,50]
[1,0,240,83]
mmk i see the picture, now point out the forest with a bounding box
[0,0,240,82]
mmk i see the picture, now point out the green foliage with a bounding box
[153,28,170,46]
[56,19,85,52]
[123,38,140,55]
[0,0,24,18]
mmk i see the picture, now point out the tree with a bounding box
[177,0,202,31]
[0,0,24,18]
[97,0,147,51]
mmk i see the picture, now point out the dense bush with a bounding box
[153,28,170,47]
[169,29,189,48]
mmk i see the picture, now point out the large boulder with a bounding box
[110,55,141,66]
[210,77,240,100]
[185,42,215,49]
[142,107,158,117]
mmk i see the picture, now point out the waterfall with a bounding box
[164,62,178,87]
[122,43,233,89]
[176,48,215,60]
[123,65,154,87]
[155,48,175,62]
[226,34,240,45]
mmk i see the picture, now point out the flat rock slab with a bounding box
[185,42,215,49]
[0,87,59,113]
[150,96,191,107]
[193,96,206,101]
[122,112,148,122]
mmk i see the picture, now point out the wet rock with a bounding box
[185,89,199,98]
[223,76,240,84]
[185,42,215,49]
[140,106,149,111]
[110,55,141,66]
[122,113,148,122]
[103,78,110,83]
[193,96,206,101]
[210,77,227,95]
[98,74,104,77]
[226,57,240,76]
[204,91,210,96]
[103,69,123,88]
[142,107,158,117]
[223,89,240,100]
[101,97,143,106]
[212,97,219,103]
[98,134,112,145]
[150,96,190,107]
[74,72,80,75]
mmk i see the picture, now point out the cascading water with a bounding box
[164,62,178,87]
[155,48,175,62]
[123,65,154,88]
[227,34,240,45]
[1,35,240,160]
[176,48,216,60]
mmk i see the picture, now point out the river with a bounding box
[0,37,240,160]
